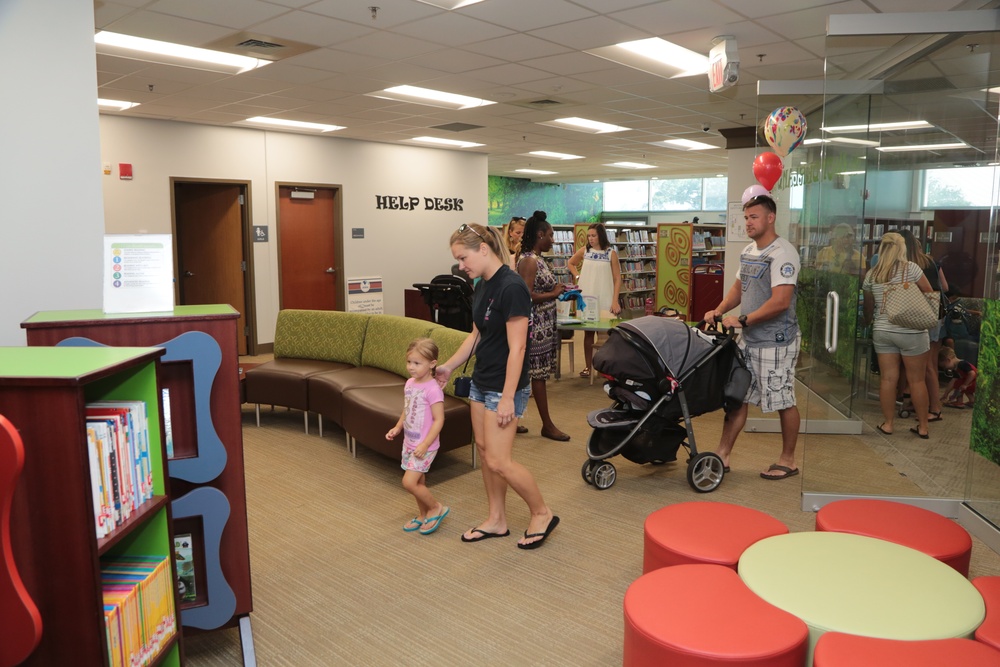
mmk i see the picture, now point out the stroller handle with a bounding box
[695,318,739,342]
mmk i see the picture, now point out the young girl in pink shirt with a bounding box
[386,338,450,535]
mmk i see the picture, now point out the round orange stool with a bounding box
[623,564,807,667]
[813,632,1000,666]
[643,501,788,573]
[972,576,1000,651]
[815,499,972,576]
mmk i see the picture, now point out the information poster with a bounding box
[728,202,749,243]
[103,234,174,313]
[346,276,384,314]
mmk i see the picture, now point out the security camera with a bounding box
[701,123,711,133]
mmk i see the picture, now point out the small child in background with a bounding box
[939,347,977,409]
[386,338,450,535]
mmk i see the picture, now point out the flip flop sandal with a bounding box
[419,507,450,535]
[579,368,591,378]
[402,517,423,532]
[927,412,943,422]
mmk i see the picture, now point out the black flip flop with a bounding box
[517,515,560,550]
[910,427,930,440]
[461,528,510,543]
[876,423,892,435]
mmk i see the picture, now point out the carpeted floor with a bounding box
[183,343,1000,666]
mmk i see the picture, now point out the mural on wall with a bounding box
[970,299,996,465]
[487,176,602,227]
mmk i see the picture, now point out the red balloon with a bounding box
[753,152,784,191]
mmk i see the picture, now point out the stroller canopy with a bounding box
[614,316,716,378]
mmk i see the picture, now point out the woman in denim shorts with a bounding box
[436,223,560,550]
[862,233,934,438]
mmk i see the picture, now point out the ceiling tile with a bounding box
[101,10,234,45]
[303,0,442,28]
[612,0,744,35]
[389,13,513,46]
[250,10,375,48]
[529,16,652,51]
[405,49,507,74]
[460,0,597,32]
[145,0,290,30]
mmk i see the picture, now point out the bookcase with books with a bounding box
[548,225,577,285]
[572,222,660,314]
[0,346,182,666]
[21,305,254,657]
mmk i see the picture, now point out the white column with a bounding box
[0,0,104,344]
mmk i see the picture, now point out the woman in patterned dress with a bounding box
[517,211,570,441]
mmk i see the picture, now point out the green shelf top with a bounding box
[0,347,162,380]
[23,304,238,325]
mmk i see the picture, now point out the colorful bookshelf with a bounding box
[0,347,181,666]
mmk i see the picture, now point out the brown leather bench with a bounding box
[244,309,476,465]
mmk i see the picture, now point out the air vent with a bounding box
[235,38,285,50]
[431,123,483,133]
[529,99,562,106]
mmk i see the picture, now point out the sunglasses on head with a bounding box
[458,223,488,246]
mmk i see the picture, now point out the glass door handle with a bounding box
[825,290,840,353]
[325,267,336,274]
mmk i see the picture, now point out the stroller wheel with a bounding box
[686,452,725,493]
[898,408,911,419]
[591,462,617,490]
[581,460,595,485]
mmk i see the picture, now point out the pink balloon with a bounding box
[742,184,770,205]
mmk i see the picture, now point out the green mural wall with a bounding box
[487,176,603,227]
[972,299,998,465]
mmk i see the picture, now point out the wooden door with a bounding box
[175,182,249,354]
[278,186,339,310]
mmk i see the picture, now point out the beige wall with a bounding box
[99,116,488,344]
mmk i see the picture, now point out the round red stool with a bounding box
[813,632,1000,666]
[623,563,807,667]
[972,576,1000,651]
[643,501,788,573]
[815,499,972,576]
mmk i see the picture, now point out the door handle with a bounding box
[325,267,336,274]
[825,291,839,353]
[184,271,195,277]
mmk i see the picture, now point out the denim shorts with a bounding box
[469,381,530,418]
[872,328,930,356]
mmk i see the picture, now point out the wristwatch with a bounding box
[738,314,749,328]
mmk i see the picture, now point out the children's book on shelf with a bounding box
[173,533,197,603]
[102,555,177,667]
[162,388,174,459]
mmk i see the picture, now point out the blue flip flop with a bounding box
[402,517,423,532]
[419,507,450,535]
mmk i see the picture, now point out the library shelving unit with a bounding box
[859,218,927,269]
[548,224,577,285]
[21,305,254,662]
[0,346,182,666]
[655,223,728,320]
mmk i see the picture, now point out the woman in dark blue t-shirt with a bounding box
[437,223,560,550]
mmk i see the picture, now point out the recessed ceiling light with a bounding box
[876,142,967,153]
[366,85,494,110]
[414,0,485,9]
[538,117,630,134]
[821,120,932,134]
[515,169,557,175]
[828,137,880,147]
[95,31,270,75]
[98,98,140,111]
[409,136,484,148]
[656,138,717,151]
[586,37,709,79]
[839,171,866,175]
[803,138,829,145]
[245,117,344,132]
[526,151,584,160]
[607,162,656,169]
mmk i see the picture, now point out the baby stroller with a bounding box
[582,316,749,493]
[412,274,474,331]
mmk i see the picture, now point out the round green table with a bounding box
[738,532,985,662]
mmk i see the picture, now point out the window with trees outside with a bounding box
[604,177,728,212]
[922,166,1000,208]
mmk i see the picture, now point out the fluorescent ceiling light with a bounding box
[366,85,494,110]
[803,138,829,145]
[538,117,630,134]
[409,136,484,148]
[245,117,344,133]
[839,171,866,175]
[98,98,140,111]
[876,142,968,153]
[526,151,584,160]
[821,120,932,134]
[586,37,709,79]
[95,31,270,75]
[414,0,485,8]
[515,169,557,175]
[828,137,880,148]
[607,162,656,169]
[656,138,717,151]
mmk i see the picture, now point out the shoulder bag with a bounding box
[882,281,940,330]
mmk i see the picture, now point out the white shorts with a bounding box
[741,333,800,414]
